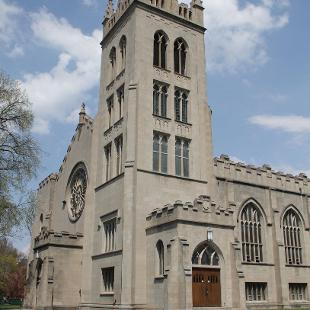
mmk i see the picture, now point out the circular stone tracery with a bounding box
[68,168,87,222]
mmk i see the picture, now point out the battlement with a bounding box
[103,0,204,37]
[39,173,58,189]
[34,227,84,250]
[214,154,310,194]
[146,195,235,229]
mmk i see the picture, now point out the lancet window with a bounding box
[283,209,303,265]
[174,89,188,123]
[240,202,263,263]
[109,47,116,81]
[175,138,189,177]
[153,31,168,69]
[156,240,165,276]
[153,82,168,117]
[119,36,127,70]
[174,38,187,75]
[153,133,168,173]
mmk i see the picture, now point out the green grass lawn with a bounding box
[0,305,21,309]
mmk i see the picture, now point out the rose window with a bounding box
[68,169,87,222]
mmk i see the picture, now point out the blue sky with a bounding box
[0,0,309,252]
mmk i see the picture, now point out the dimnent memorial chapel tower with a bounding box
[24,0,310,309]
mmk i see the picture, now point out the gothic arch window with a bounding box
[240,202,264,263]
[153,82,168,117]
[153,133,168,173]
[192,243,220,266]
[174,89,189,123]
[156,240,165,275]
[109,47,116,80]
[67,164,87,222]
[119,36,127,70]
[283,208,303,265]
[153,31,168,69]
[174,38,187,75]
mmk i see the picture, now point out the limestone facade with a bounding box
[24,0,310,309]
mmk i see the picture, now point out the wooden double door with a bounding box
[192,268,221,307]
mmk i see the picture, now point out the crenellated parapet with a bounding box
[146,195,235,229]
[34,227,84,250]
[103,0,204,37]
[39,173,58,189]
[214,154,310,194]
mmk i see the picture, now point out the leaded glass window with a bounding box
[175,138,190,177]
[153,31,168,69]
[174,89,189,123]
[174,38,187,75]
[241,203,263,263]
[153,133,168,173]
[153,82,168,117]
[283,209,303,265]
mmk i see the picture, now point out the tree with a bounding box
[0,238,27,299]
[0,70,40,238]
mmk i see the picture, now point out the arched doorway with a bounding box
[192,242,221,307]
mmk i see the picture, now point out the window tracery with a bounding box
[154,31,168,69]
[240,202,263,263]
[153,133,168,173]
[174,89,188,123]
[174,38,187,75]
[153,82,168,118]
[175,138,189,177]
[68,168,87,222]
[192,243,219,266]
[283,209,303,265]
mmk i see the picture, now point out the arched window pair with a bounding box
[240,201,304,265]
[156,240,165,276]
[109,35,127,81]
[153,31,188,75]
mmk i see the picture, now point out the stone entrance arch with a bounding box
[192,242,222,307]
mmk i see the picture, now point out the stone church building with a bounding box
[24,0,310,309]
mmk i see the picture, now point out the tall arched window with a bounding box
[174,38,187,75]
[283,209,303,265]
[153,82,168,117]
[153,133,168,173]
[192,243,219,266]
[156,240,165,275]
[119,36,127,70]
[109,47,116,81]
[153,31,168,69]
[240,202,263,263]
[174,89,188,123]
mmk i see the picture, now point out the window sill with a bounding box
[175,119,192,126]
[100,292,114,296]
[174,72,191,79]
[242,262,274,266]
[153,65,171,73]
[285,264,310,268]
[116,68,125,80]
[154,275,165,280]
[153,114,171,121]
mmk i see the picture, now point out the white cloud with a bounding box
[21,9,101,134]
[7,44,24,58]
[205,0,289,73]
[249,115,310,133]
[0,0,22,45]
[82,0,97,7]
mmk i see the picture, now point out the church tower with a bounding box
[83,0,215,308]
